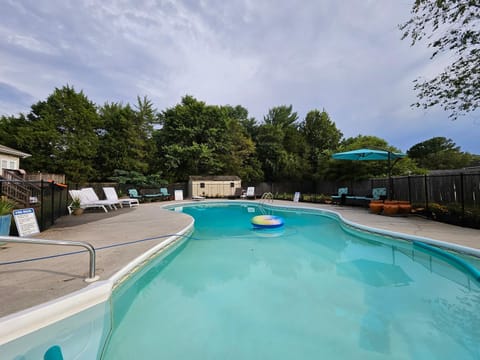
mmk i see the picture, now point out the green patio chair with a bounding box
[332,187,348,204]
[128,189,144,200]
[372,187,387,200]
[160,188,171,199]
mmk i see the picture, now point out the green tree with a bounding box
[407,136,474,169]
[255,124,286,181]
[15,86,100,182]
[0,114,28,150]
[134,96,158,171]
[220,106,264,183]
[400,0,480,119]
[256,105,308,181]
[300,109,343,179]
[263,105,298,129]
[97,97,157,180]
[156,96,231,181]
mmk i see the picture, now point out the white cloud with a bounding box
[0,0,478,153]
[6,33,59,55]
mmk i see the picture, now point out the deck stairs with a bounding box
[0,169,40,207]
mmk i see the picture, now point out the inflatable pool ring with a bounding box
[251,215,284,229]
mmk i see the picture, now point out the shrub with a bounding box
[0,198,16,216]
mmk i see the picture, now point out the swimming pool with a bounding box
[99,202,480,359]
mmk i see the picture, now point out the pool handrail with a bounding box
[0,235,99,282]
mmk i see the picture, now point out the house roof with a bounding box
[189,175,241,181]
[0,145,31,158]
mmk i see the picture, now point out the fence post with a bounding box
[424,175,429,211]
[65,184,69,215]
[40,179,45,231]
[460,173,465,223]
[51,181,55,227]
[407,175,412,203]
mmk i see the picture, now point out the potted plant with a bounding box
[0,197,15,236]
[383,200,400,216]
[319,194,333,204]
[71,197,84,215]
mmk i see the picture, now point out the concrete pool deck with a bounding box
[0,199,479,318]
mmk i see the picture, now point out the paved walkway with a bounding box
[0,200,479,318]
[0,203,193,317]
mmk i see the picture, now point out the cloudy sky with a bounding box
[1,0,478,153]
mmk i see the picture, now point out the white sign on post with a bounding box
[13,208,40,237]
[293,192,301,202]
[174,190,184,201]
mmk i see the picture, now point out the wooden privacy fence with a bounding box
[388,173,480,228]
[254,173,479,210]
[25,173,66,184]
[254,173,480,228]
[388,173,480,210]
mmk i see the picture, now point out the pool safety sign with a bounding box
[293,192,300,202]
[13,208,40,237]
[174,190,183,201]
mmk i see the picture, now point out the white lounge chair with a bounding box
[246,187,256,199]
[103,187,139,208]
[81,187,119,210]
[68,189,108,214]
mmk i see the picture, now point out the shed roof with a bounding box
[0,145,31,158]
[189,175,241,181]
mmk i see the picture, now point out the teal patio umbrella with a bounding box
[331,148,406,199]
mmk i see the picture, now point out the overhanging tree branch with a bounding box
[400,0,480,119]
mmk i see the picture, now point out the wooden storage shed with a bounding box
[188,176,242,198]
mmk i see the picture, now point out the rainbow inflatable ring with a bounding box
[251,215,284,229]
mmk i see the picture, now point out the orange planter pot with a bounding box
[398,201,412,215]
[383,201,399,216]
[369,200,384,214]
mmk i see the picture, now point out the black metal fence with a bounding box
[0,180,69,233]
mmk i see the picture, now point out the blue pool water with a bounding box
[101,203,480,359]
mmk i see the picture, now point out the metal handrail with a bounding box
[0,236,99,282]
[260,192,274,203]
[258,192,274,215]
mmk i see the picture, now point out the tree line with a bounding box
[0,85,477,185]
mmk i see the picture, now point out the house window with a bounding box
[9,160,16,169]
[230,182,235,188]
[1,160,7,170]
[200,183,205,188]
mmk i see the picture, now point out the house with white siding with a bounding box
[0,145,31,174]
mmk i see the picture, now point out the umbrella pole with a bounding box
[388,155,402,200]
[388,152,392,200]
